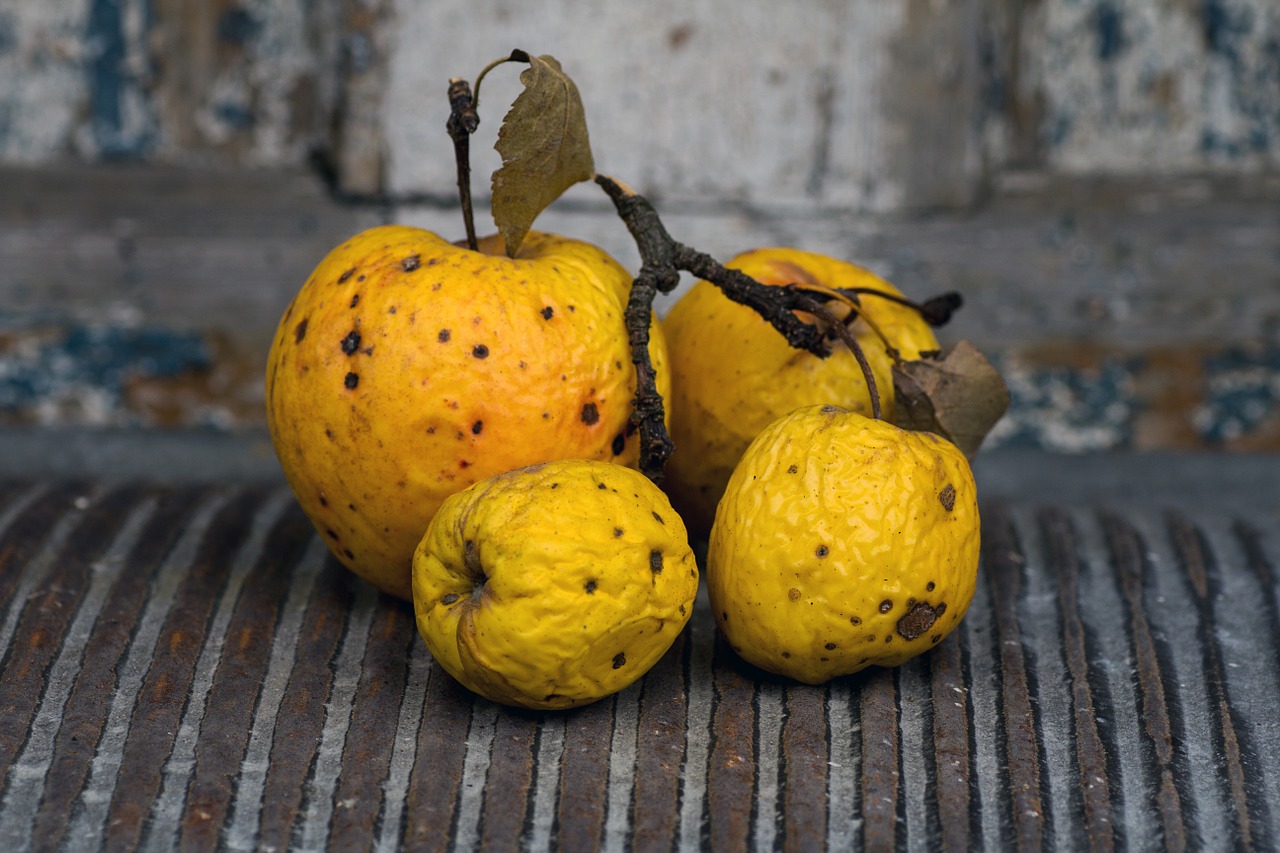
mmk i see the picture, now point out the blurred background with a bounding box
[1,0,1277,453]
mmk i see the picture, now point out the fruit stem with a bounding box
[446,78,480,251]
[594,173,834,481]
[838,287,964,327]
[786,282,903,366]
[791,294,883,421]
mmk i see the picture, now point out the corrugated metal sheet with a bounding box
[1,478,1278,850]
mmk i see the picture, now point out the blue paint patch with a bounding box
[217,7,261,46]
[84,0,155,158]
[984,355,1135,452]
[1194,345,1280,443]
[0,321,210,423]
[1095,2,1127,62]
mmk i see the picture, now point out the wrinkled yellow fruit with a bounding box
[662,247,939,535]
[266,226,669,600]
[412,459,698,710]
[707,405,979,684]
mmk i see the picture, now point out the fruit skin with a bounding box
[266,226,670,600]
[707,405,979,685]
[662,247,939,535]
[412,459,698,710]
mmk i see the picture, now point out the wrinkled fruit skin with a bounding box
[412,459,698,710]
[662,247,939,535]
[266,226,670,600]
[707,405,979,684]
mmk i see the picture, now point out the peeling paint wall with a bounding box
[0,0,1276,202]
[0,0,342,166]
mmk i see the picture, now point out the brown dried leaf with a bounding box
[891,340,1010,458]
[491,53,595,257]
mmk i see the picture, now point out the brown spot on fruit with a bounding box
[612,653,626,669]
[850,616,861,625]
[613,527,624,538]
[787,464,798,474]
[471,420,483,435]
[584,579,597,594]
[318,494,328,507]
[472,344,489,359]
[294,318,309,343]
[879,599,893,613]
[325,528,338,540]
[541,306,554,319]
[939,484,956,512]
[926,581,936,592]
[649,549,663,574]
[343,548,354,560]
[816,544,829,558]
[344,372,359,389]
[896,602,942,640]
[350,294,360,308]
[339,268,355,283]
[341,331,361,355]
[581,402,599,425]
[788,588,802,601]
[443,593,459,605]
[651,511,664,525]
[611,433,626,455]
[402,255,421,272]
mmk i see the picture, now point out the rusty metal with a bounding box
[2,474,1280,851]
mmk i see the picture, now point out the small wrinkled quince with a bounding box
[707,404,980,684]
[412,459,697,710]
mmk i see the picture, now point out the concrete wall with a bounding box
[1,0,1276,209]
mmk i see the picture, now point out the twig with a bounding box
[446,78,480,251]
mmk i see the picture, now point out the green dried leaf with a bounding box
[491,53,595,257]
[891,340,1010,458]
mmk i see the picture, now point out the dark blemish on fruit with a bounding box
[350,294,360,308]
[788,588,802,601]
[879,599,893,613]
[936,602,947,616]
[471,420,483,435]
[781,651,792,659]
[343,548,355,560]
[612,652,626,669]
[787,464,798,474]
[821,405,840,413]
[613,527,624,538]
[454,430,464,440]
[907,597,917,607]
[866,635,876,643]
[568,305,576,312]
[438,329,450,342]
[585,579,597,594]
[326,528,338,540]
[443,593,459,605]
[932,634,942,643]
[348,503,356,511]
[896,602,943,640]
[581,402,599,425]
[597,482,607,490]
[851,615,862,625]
[885,635,892,643]
[318,494,328,507]
[541,306,554,319]
[612,433,626,455]
[388,306,397,314]
[325,429,335,440]
[473,344,489,359]
[939,484,956,512]
[294,318,309,343]
[926,581,936,592]
[721,611,728,622]
[402,255,421,271]
[341,330,361,355]
[649,549,663,574]
[339,268,355,283]
[358,274,366,282]
[550,483,559,489]
[825,642,837,650]
[426,426,436,434]
[459,460,471,469]
[679,604,687,616]
[816,544,829,558]
[344,372,359,389]
[651,511,664,525]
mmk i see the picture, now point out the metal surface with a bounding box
[1,468,1279,851]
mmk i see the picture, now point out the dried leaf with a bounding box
[491,53,595,257]
[891,340,1010,458]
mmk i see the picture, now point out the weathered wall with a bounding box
[2,0,1276,207]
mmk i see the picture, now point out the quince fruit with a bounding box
[266,226,669,600]
[662,247,939,535]
[707,405,979,684]
[412,459,697,710]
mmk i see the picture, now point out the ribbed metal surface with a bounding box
[1,479,1278,851]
